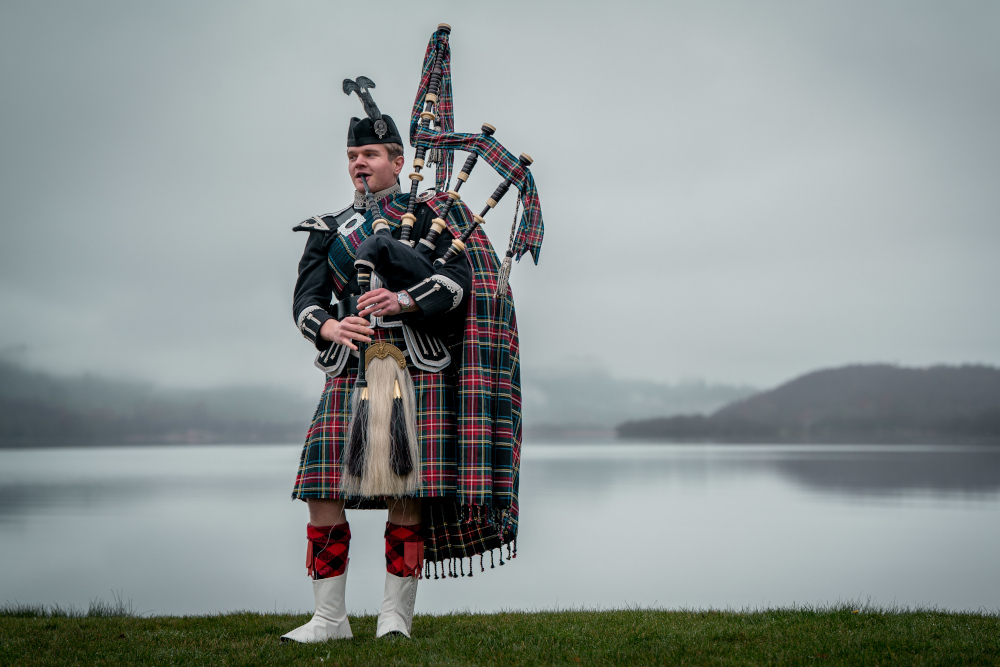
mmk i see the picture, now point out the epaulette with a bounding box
[292,204,356,233]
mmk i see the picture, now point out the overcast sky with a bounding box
[1,0,998,396]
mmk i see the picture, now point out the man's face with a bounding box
[347,144,404,193]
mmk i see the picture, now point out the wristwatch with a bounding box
[396,291,413,312]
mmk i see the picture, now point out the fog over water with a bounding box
[1,1,998,396]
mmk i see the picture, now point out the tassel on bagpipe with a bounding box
[400,23,452,245]
[494,196,520,298]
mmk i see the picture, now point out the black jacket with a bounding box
[292,200,472,351]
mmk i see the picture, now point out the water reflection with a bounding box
[1,443,998,615]
[771,448,1000,497]
[526,444,1000,498]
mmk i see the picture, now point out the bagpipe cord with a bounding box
[494,196,520,298]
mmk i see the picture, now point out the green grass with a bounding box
[2,602,998,666]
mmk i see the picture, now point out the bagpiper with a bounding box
[282,24,544,642]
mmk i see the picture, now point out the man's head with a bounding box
[342,76,406,192]
[347,142,405,192]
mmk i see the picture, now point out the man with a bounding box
[282,88,474,642]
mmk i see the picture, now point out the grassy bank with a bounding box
[2,603,998,666]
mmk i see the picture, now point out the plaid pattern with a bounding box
[292,327,458,500]
[327,214,373,294]
[409,28,454,189]
[306,523,350,579]
[326,205,405,294]
[384,522,424,578]
[412,128,544,264]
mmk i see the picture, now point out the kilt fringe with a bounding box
[420,499,516,565]
[422,541,517,580]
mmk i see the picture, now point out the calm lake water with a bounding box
[1,443,998,616]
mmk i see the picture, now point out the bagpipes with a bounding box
[340,24,544,495]
[350,23,543,296]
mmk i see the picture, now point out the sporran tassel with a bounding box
[346,384,369,477]
[389,379,413,476]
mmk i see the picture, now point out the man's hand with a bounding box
[358,288,402,318]
[319,316,372,351]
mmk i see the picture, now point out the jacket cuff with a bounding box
[296,305,333,351]
[406,275,464,317]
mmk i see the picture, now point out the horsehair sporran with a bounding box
[340,353,419,497]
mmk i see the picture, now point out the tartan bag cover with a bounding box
[379,194,522,527]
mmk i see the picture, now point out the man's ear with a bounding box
[392,155,405,176]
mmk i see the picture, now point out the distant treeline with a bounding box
[0,360,316,447]
[618,364,1000,443]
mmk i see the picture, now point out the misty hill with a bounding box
[0,360,317,446]
[617,364,1000,443]
[521,368,756,437]
[0,358,758,447]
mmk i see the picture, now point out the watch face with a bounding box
[397,291,412,308]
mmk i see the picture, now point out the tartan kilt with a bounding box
[292,336,458,502]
